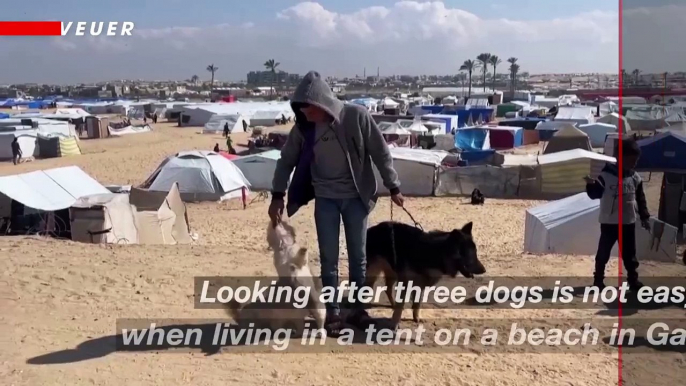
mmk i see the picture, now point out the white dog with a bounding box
[225,221,326,336]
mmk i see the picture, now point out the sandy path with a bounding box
[1,120,684,385]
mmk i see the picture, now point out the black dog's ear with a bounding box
[461,222,473,235]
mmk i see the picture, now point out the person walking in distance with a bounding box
[11,137,22,165]
[269,71,404,335]
[584,138,649,291]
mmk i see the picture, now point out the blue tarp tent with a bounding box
[636,132,686,171]
[0,112,9,119]
[455,128,490,151]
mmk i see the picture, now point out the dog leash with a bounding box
[389,198,423,267]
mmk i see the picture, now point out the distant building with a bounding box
[247,70,301,88]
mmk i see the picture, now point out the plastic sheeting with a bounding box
[455,128,490,151]
[0,166,109,212]
[435,165,520,198]
[232,150,283,191]
[636,131,686,171]
[577,123,617,147]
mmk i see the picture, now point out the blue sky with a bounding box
[5,0,618,28]
[0,0,631,83]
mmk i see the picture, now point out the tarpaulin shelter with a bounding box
[543,125,592,154]
[636,131,686,171]
[455,128,490,151]
[483,126,523,149]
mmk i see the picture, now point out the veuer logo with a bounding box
[61,22,134,36]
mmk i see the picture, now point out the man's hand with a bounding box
[391,193,405,207]
[641,219,651,230]
[268,198,284,226]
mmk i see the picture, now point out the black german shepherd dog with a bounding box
[364,221,486,328]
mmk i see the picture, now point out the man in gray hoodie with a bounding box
[269,71,404,333]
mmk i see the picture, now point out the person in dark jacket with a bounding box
[213,143,220,153]
[223,122,230,138]
[268,71,404,334]
[584,138,649,290]
[11,138,22,165]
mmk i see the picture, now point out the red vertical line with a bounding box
[617,0,624,385]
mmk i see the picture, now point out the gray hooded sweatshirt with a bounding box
[272,71,400,216]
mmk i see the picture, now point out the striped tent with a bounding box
[538,149,615,196]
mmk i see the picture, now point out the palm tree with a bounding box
[632,69,641,85]
[476,53,492,92]
[621,69,628,85]
[191,75,199,84]
[264,59,280,99]
[488,55,502,92]
[206,64,218,95]
[507,57,518,97]
[459,59,478,98]
[509,63,520,97]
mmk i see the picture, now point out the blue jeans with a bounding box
[314,197,368,315]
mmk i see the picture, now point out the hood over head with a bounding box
[291,71,345,124]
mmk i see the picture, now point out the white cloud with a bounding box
[0,1,626,83]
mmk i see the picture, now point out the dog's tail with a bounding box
[224,299,243,321]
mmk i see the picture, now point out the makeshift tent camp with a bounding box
[203,114,249,134]
[483,126,523,149]
[543,125,593,154]
[70,182,192,245]
[0,166,109,217]
[374,148,449,196]
[435,165,521,198]
[455,128,491,151]
[597,113,631,132]
[525,193,678,262]
[407,121,430,133]
[636,132,686,171]
[538,149,615,196]
[577,123,617,147]
[141,150,251,202]
[232,150,283,191]
[554,106,595,125]
[249,110,292,127]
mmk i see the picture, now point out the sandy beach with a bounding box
[1,119,684,386]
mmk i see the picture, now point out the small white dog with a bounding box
[226,221,326,335]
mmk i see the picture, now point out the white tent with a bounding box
[381,123,411,135]
[525,193,678,262]
[70,182,192,245]
[108,124,152,137]
[577,123,617,147]
[597,113,632,133]
[543,125,593,154]
[408,121,430,133]
[554,106,595,125]
[381,98,400,108]
[54,108,91,118]
[142,150,251,202]
[232,150,284,191]
[374,148,449,196]
[0,166,109,215]
[249,110,292,127]
[524,193,619,256]
[203,114,250,134]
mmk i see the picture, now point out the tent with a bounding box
[483,126,523,149]
[232,150,283,191]
[543,125,593,154]
[36,135,81,158]
[525,193,618,256]
[374,148,449,196]
[141,150,251,202]
[577,123,617,147]
[636,131,686,171]
[250,110,292,127]
[108,124,152,136]
[70,182,192,245]
[381,122,411,135]
[407,121,430,133]
[84,116,110,139]
[0,166,109,216]
[538,149,615,196]
[455,128,491,151]
[597,113,631,133]
[525,193,678,262]
[554,106,595,125]
[203,114,249,134]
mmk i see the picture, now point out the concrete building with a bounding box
[247,70,301,88]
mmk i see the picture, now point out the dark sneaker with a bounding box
[629,280,644,292]
[592,278,606,290]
